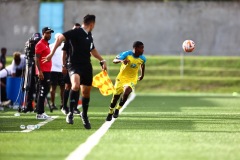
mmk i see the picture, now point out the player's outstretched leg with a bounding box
[106,94,121,121]
[113,86,132,118]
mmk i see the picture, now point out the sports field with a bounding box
[1,90,240,160]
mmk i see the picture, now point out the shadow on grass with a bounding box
[127,95,239,112]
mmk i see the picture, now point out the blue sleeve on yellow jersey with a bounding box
[140,55,147,64]
[116,50,146,64]
[116,50,132,60]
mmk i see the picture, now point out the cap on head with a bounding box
[42,27,54,34]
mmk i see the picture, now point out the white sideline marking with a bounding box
[66,93,136,160]
[0,116,58,133]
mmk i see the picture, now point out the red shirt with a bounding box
[35,39,52,74]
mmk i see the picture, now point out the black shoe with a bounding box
[106,114,113,121]
[113,109,119,118]
[22,107,33,113]
[73,108,81,115]
[51,105,58,110]
[66,112,74,124]
[61,107,69,115]
[80,112,91,129]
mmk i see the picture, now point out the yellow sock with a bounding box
[109,107,114,114]
[116,105,122,110]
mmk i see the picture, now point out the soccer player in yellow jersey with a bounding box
[106,41,146,121]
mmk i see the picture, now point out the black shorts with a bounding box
[50,72,65,86]
[68,63,93,86]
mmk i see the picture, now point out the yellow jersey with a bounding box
[116,50,146,84]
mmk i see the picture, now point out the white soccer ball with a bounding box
[182,40,195,52]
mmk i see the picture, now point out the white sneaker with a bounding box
[36,113,51,119]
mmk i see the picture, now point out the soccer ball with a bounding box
[182,40,195,52]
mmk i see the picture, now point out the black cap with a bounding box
[42,27,54,34]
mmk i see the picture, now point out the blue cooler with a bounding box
[6,77,23,104]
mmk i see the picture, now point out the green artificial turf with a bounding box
[1,91,240,160]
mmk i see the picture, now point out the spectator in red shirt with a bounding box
[35,27,54,119]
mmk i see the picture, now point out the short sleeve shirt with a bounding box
[11,55,26,74]
[63,28,95,66]
[35,39,52,74]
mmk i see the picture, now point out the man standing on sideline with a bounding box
[0,47,7,69]
[43,15,107,129]
[49,33,65,110]
[35,27,54,119]
[61,23,81,115]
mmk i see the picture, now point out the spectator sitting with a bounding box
[0,51,26,78]
[0,51,25,107]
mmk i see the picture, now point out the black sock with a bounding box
[69,90,79,114]
[63,89,70,109]
[82,97,90,117]
[74,91,80,110]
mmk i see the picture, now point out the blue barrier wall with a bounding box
[39,2,64,44]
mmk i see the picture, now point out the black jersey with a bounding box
[63,28,95,66]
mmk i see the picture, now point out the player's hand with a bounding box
[38,71,44,80]
[62,67,67,75]
[42,53,53,63]
[122,59,130,65]
[138,75,144,81]
[101,61,107,71]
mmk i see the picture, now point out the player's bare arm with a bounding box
[138,63,145,81]
[35,54,44,80]
[113,58,129,64]
[42,34,66,63]
[90,48,107,71]
[62,50,67,74]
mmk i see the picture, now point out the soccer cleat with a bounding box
[36,113,51,119]
[66,112,74,124]
[22,107,34,113]
[61,107,69,115]
[106,113,113,121]
[73,108,81,115]
[113,109,119,118]
[80,112,91,129]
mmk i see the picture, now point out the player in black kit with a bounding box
[43,15,107,129]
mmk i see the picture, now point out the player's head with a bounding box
[1,47,7,55]
[42,27,54,41]
[83,14,96,32]
[133,41,144,57]
[13,51,21,65]
[72,23,81,29]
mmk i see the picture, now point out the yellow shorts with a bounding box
[113,79,136,95]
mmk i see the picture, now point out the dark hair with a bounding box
[83,14,96,25]
[1,47,6,51]
[74,23,80,26]
[133,41,144,48]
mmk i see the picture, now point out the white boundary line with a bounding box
[66,92,136,160]
[0,116,59,133]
